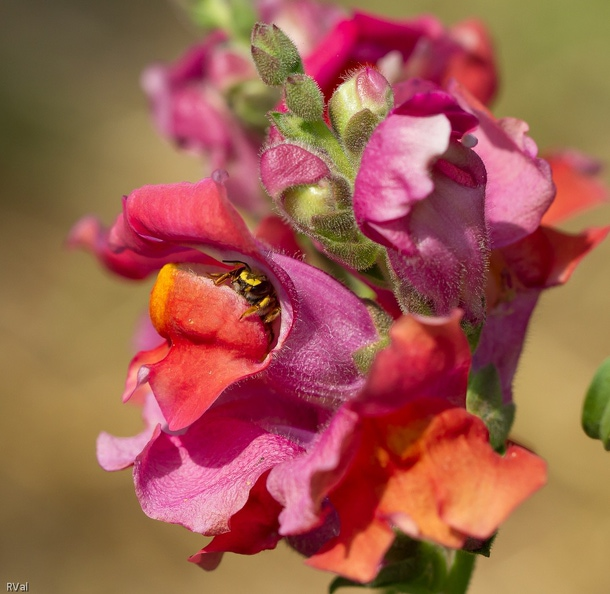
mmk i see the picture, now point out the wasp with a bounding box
[210,260,281,325]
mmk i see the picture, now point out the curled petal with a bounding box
[450,82,555,248]
[264,253,381,404]
[477,225,609,401]
[122,342,169,404]
[355,112,488,322]
[354,113,451,229]
[97,392,166,471]
[268,406,360,535]
[189,473,283,570]
[393,80,479,139]
[67,215,197,280]
[69,179,257,280]
[123,178,259,257]
[541,150,609,225]
[307,401,546,582]
[356,311,471,414]
[400,409,547,541]
[269,312,471,536]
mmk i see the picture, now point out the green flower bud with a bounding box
[329,67,393,157]
[282,181,335,227]
[284,74,324,121]
[251,23,303,86]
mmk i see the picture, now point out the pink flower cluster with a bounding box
[71,0,608,587]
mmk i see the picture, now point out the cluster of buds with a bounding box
[71,1,609,592]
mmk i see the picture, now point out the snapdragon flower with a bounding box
[70,175,381,430]
[72,3,610,592]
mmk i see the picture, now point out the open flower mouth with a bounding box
[145,262,277,430]
[209,260,281,343]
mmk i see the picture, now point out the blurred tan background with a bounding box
[2,1,610,592]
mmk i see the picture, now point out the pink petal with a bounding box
[123,178,259,257]
[97,393,166,471]
[134,408,303,534]
[354,113,451,229]
[450,82,556,248]
[264,253,381,404]
[260,143,331,199]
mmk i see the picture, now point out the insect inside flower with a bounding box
[210,260,281,324]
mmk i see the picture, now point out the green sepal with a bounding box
[251,23,303,86]
[281,174,352,226]
[328,537,448,594]
[342,108,380,159]
[462,317,483,354]
[466,364,514,451]
[464,533,496,558]
[352,338,389,376]
[310,211,383,270]
[284,74,324,121]
[311,209,360,239]
[317,235,382,271]
[352,299,393,375]
[582,356,610,450]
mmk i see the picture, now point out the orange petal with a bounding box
[147,263,271,430]
[541,150,608,225]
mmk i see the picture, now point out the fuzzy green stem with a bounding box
[443,550,476,594]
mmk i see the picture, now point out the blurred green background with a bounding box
[2,1,610,592]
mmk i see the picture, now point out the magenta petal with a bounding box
[67,215,197,280]
[260,144,331,199]
[97,429,155,472]
[304,19,359,93]
[352,12,443,61]
[450,82,555,248]
[124,178,259,257]
[355,113,488,321]
[68,179,248,281]
[264,253,380,404]
[393,80,479,138]
[354,113,451,232]
[140,33,268,215]
[97,393,166,471]
[268,406,360,535]
[134,409,304,534]
[472,292,538,403]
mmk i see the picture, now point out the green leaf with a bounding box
[582,356,610,450]
[466,365,514,451]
